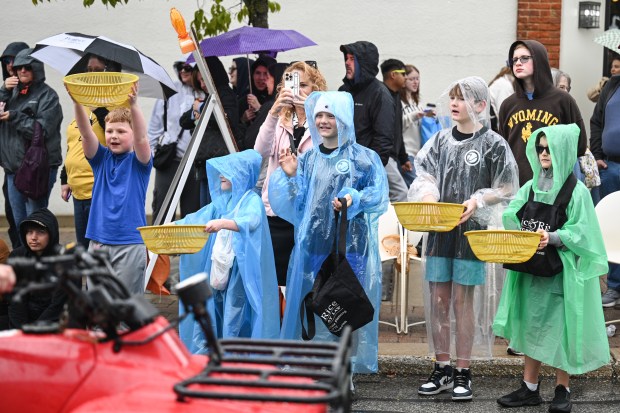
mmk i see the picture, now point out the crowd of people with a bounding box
[1,36,619,412]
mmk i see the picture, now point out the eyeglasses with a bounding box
[15,65,33,72]
[392,69,406,74]
[290,60,318,69]
[535,145,550,155]
[1,56,14,65]
[511,55,533,65]
[180,65,193,72]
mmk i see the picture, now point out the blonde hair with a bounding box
[104,107,133,129]
[277,62,327,123]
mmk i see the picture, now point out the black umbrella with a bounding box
[31,32,177,99]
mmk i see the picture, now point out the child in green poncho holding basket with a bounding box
[494,123,609,413]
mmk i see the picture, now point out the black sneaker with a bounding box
[418,363,453,395]
[497,381,542,407]
[549,384,572,413]
[451,368,473,401]
[507,347,524,356]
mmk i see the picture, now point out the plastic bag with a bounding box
[210,229,234,290]
[420,116,441,146]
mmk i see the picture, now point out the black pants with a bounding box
[267,215,295,286]
[152,158,201,224]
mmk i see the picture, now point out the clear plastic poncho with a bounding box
[268,91,389,373]
[408,76,519,360]
[493,124,610,374]
[177,149,280,353]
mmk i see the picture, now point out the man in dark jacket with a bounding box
[381,58,411,201]
[0,48,63,237]
[7,208,65,329]
[1,41,29,248]
[338,41,407,202]
[590,72,620,307]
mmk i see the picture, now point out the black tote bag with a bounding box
[300,198,374,340]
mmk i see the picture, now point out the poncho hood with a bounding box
[527,123,579,204]
[305,91,356,157]
[206,149,261,213]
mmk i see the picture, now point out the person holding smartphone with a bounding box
[254,62,327,308]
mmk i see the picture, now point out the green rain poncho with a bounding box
[493,124,609,374]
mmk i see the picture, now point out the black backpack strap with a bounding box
[300,292,315,341]
[553,173,577,207]
[337,198,348,256]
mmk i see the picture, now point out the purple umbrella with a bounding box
[187,26,316,95]
[187,26,316,62]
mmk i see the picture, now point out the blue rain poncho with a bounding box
[268,91,389,373]
[176,149,279,353]
[493,124,610,374]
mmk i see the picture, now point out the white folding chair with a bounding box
[595,191,620,325]
[399,230,425,334]
[377,205,401,331]
[595,191,620,264]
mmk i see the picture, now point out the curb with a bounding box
[378,354,618,379]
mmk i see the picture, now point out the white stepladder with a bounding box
[143,9,238,291]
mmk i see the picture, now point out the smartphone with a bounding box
[284,71,300,97]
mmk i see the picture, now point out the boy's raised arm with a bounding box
[129,85,151,164]
[73,102,100,159]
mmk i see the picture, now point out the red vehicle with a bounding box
[0,249,351,413]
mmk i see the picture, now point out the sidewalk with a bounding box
[4,226,619,377]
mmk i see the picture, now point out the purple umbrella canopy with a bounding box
[187,26,316,63]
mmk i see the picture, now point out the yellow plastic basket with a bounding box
[464,230,541,263]
[392,202,464,232]
[138,225,210,255]
[64,72,139,108]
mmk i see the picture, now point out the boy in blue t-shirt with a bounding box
[71,85,152,294]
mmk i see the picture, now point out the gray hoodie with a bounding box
[0,48,62,173]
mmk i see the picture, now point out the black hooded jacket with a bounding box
[0,48,63,173]
[498,40,587,186]
[1,42,29,80]
[338,41,394,166]
[9,208,65,328]
[590,74,620,161]
[233,57,254,100]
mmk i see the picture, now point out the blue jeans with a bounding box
[598,160,620,291]
[73,197,92,248]
[6,167,58,242]
[599,160,620,200]
[400,155,417,188]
